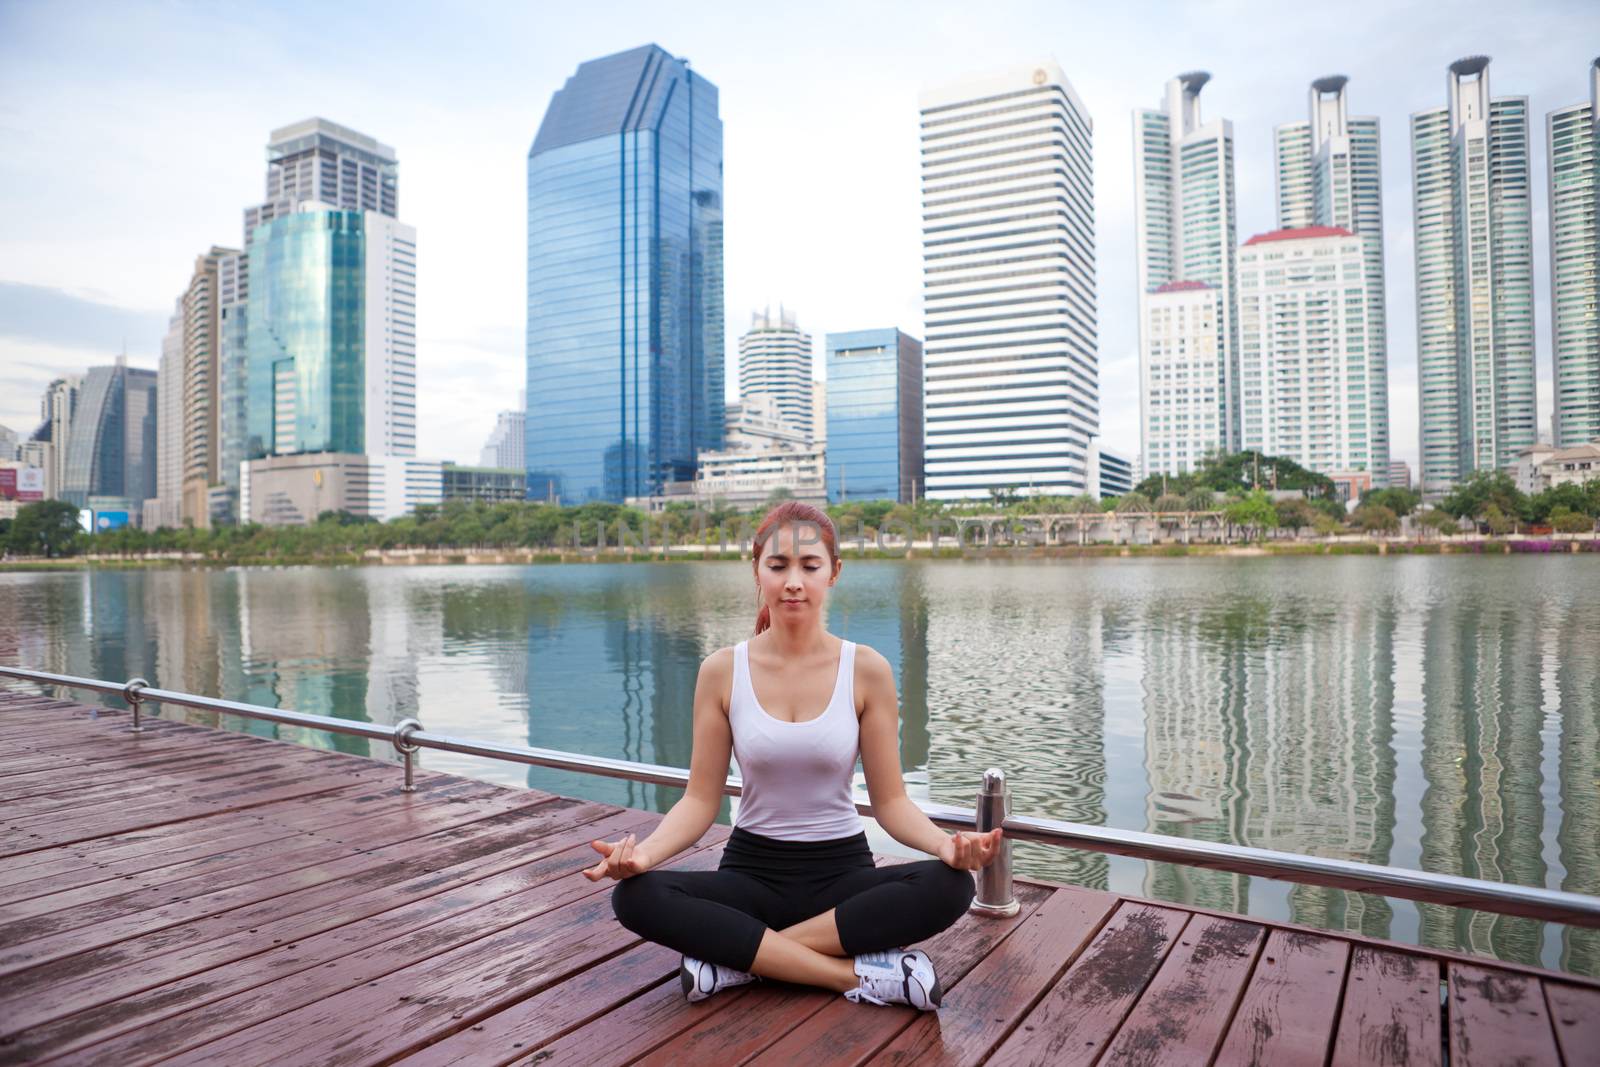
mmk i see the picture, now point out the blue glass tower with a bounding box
[525,45,724,503]
[825,329,924,503]
[245,210,366,459]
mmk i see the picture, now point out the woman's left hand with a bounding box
[938,828,1003,870]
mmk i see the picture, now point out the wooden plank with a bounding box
[859,887,1118,1067]
[1544,981,1600,1067]
[1213,929,1350,1067]
[395,941,683,1067]
[1098,913,1267,1067]
[1447,962,1560,1067]
[0,793,587,976]
[985,901,1189,1066]
[0,777,507,916]
[0,772,426,884]
[0,808,659,1051]
[1329,947,1442,1067]
[38,842,727,1066]
[0,747,316,817]
[0,760,391,858]
[636,881,1069,1067]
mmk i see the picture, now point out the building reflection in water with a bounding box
[0,556,1596,977]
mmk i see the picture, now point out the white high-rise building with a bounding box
[1134,72,1237,476]
[1239,227,1377,476]
[921,60,1098,500]
[146,301,185,528]
[1276,75,1389,484]
[1411,57,1536,497]
[1548,60,1600,447]
[737,307,815,442]
[479,406,526,469]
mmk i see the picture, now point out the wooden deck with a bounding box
[1,689,1597,1066]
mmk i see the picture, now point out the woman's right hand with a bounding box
[582,833,655,881]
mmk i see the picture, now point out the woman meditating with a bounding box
[584,501,1002,1010]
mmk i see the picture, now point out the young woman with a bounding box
[583,501,1002,1010]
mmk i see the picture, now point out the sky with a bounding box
[2,0,1596,470]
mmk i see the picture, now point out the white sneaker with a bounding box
[679,955,757,1002]
[845,948,942,1010]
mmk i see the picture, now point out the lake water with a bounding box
[2,556,1596,976]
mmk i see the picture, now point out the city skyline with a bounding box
[1,1,1593,474]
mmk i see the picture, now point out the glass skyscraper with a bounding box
[1547,60,1600,446]
[525,44,724,504]
[1276,75,1390,485]
[825,328,924,503]
[245,207,417,461]
[60,362,158,508]
[1411,57,1535,497]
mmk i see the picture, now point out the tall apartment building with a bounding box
[479,405,526,470]
[1239,227,1378,477]
[1276,75,1390,484]
[146,302,185,528]
[738,307,816,441]
[1548,59,1600,446]
[525,45,724,503]
[1411,57,1536,497]
[1134,73,1238,478]
[31,375,82,500]
[178,246,237,527]
[920,60,1097,500]
[245,205,417,460]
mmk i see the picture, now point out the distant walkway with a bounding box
[1,689,1596,1065]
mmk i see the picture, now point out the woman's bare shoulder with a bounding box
[699,645,736,679]
[851,642,894,683]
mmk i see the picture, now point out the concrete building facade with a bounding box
[1276,75,1390,484]
[738,307,816,442]
[1411,57,1536,497]
[920,60,1098,500]
[1547,60,1600,447]
[1134,72,1239,476]
[1239,227,1378,478]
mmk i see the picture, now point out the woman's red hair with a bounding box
[751,502,840,634]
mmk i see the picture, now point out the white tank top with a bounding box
[729,638,864,841]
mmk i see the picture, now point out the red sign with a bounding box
[0,467,15,500]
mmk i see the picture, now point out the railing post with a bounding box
[392,717,422,792]
[970,766,1019,917]
[123,678,149,734]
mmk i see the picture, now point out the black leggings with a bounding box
[611,827,976,972]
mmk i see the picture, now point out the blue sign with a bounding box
[95,511,130,531]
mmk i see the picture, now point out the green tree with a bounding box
[1223,489,1279,540]
[1440,469,1525,522]
[1526,482,1596,523]
[1183,487,1218,512]
[1153,494,1185,513]
[1418,508,1460,535]
[1360,487,1420,517]
[1549,506,1594,534]
[1483,503,1515,536]
[1274,497,1316,534]
[7,500,83,558]
[1352,503,1400,534]
[1113,492,1152,513]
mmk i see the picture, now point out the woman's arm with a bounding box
[857,646,1001,869]
[583,648,734,881]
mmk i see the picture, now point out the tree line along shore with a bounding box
[3,451,1597,565]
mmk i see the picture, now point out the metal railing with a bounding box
[4,663,1599,930]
